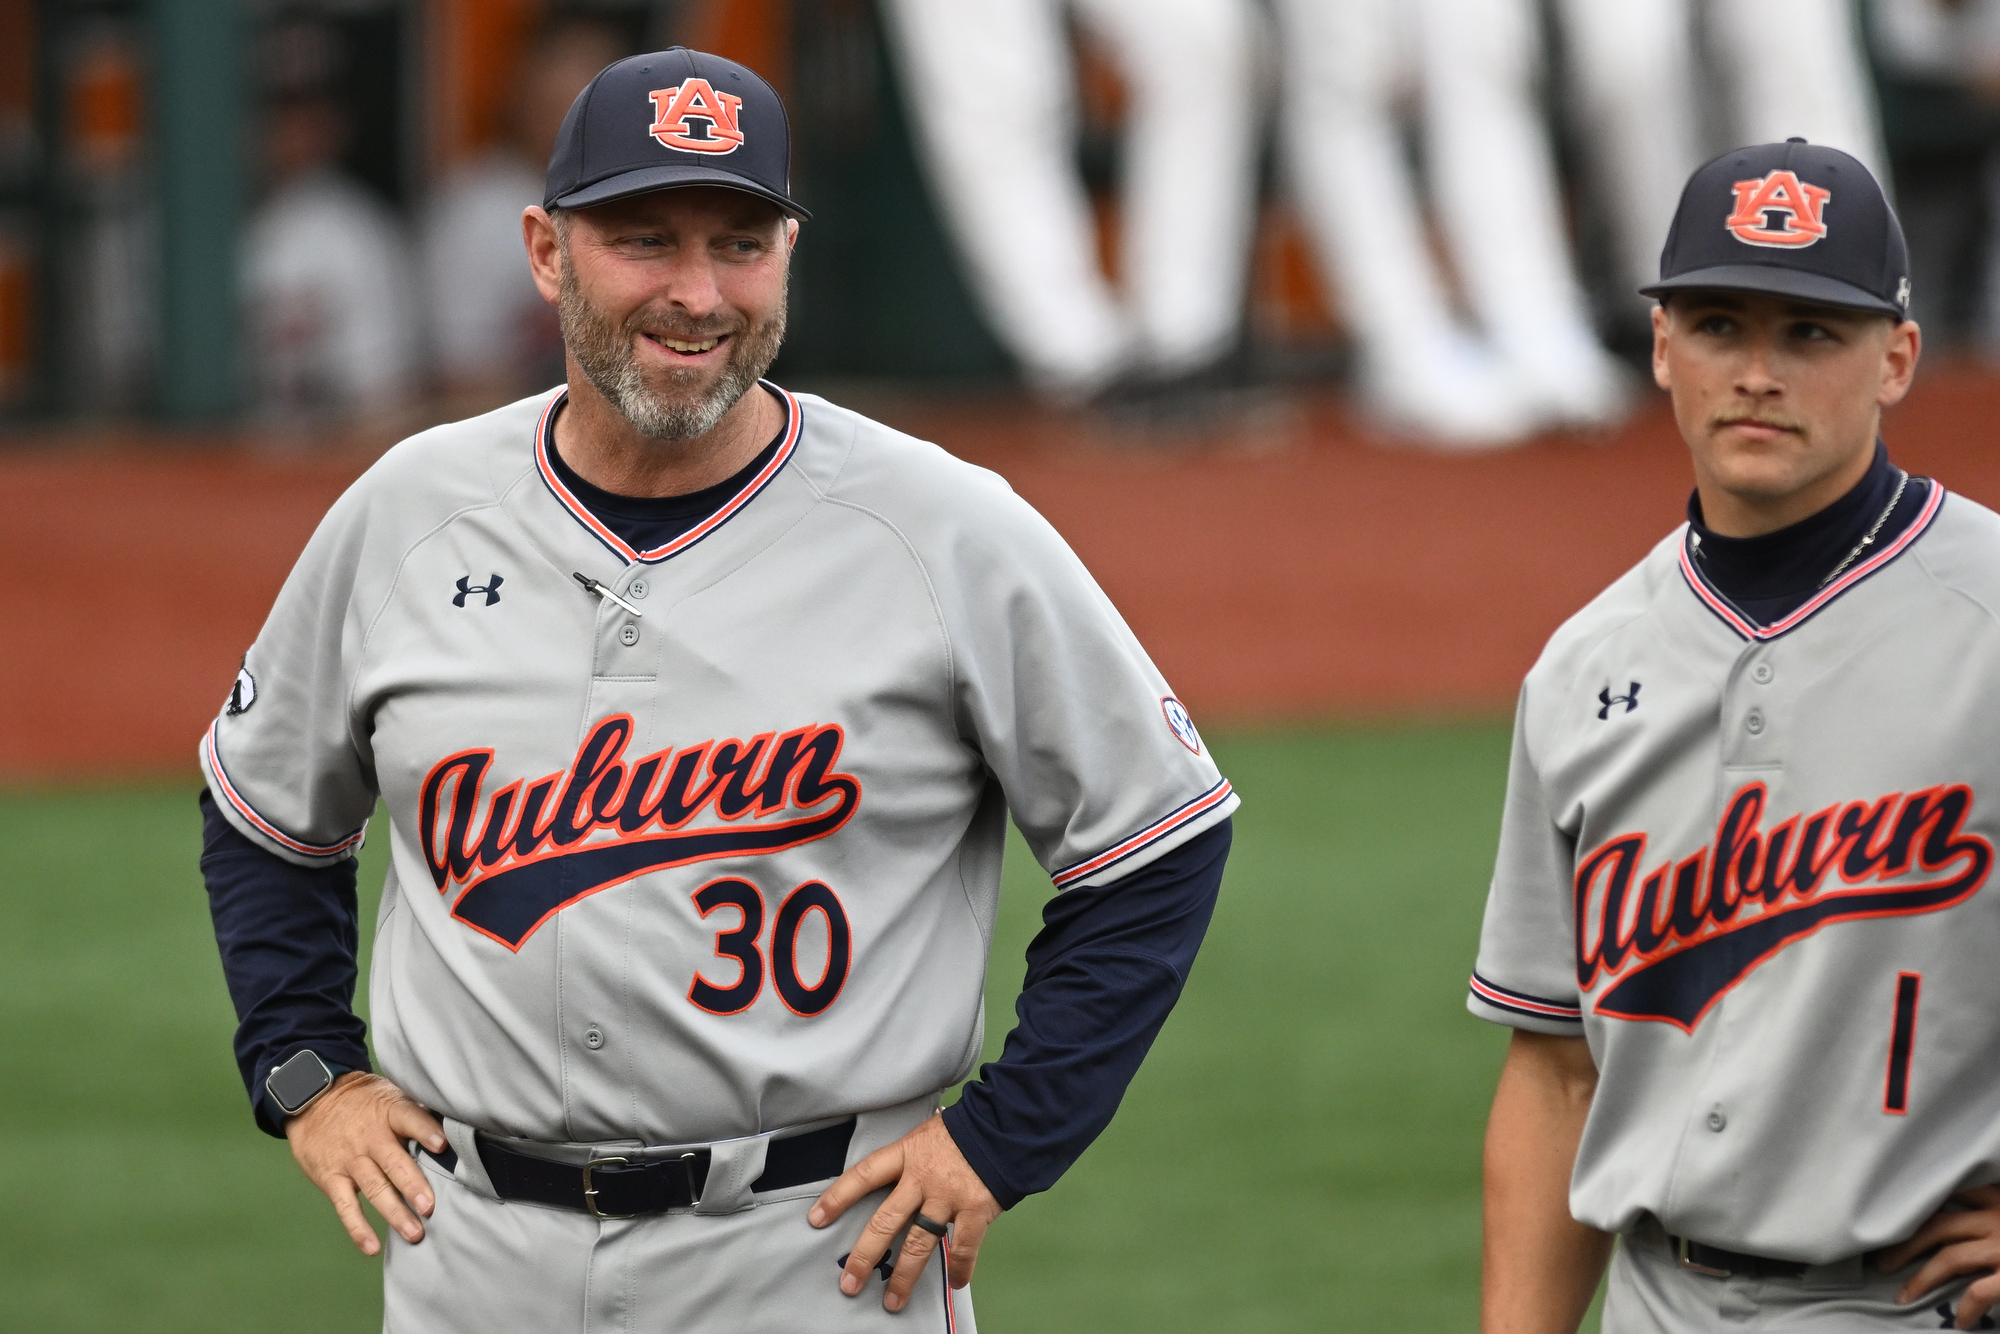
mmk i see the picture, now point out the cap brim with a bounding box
[551,163,811,220]
[1639,264,1901,318]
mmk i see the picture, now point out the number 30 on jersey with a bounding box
[689,877,852,1017]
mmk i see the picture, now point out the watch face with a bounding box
[267,1051,334,1115]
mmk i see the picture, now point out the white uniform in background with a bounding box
[420,150,550,392]
[1556,0,1886,333]
[1710,0,1887,181]
[243,166,419,423]
[879,0,1261,400]
[1277,0,1630,450]
[1552,0,1703,331]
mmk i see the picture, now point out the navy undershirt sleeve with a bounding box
[942,817,1231,1209]
[200,789,372,1136]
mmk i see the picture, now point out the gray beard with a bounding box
[556,259,787,442]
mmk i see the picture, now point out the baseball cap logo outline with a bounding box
[1725,169,1831,249]
[647,77,745,156]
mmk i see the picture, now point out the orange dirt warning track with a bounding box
[5,372,1999,783]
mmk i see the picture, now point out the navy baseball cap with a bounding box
[543,47,810,219]
[1641,139,1908,320]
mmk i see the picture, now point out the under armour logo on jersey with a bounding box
[1597,683,1640,719]
[1725,169,1831,248]
[1939,1303,1996,1329]
[647,79,745,155]
[453,574,503,607]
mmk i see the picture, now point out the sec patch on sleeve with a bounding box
[226,662,257,716]
[1162,696,1203,755]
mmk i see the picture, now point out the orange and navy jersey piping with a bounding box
[1468,971,1584,1025]
[1677,480,1945,642]
[533,380,803,565]
[203,722,367,859]
[1051,779,1234,889]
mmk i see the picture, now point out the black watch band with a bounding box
[265,1050,345,1117]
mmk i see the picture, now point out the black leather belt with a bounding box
[1672,1235,1810,1280]
[425,1118,855,1219]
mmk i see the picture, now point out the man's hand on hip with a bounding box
[285,1071,448,1255]
[809,1113,1002,1312]
[1881,1185,2000,1330]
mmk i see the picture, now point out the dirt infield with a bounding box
[6,370,1999,782]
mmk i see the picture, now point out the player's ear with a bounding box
[785,217,800,250]
[1877,318,1920,409]
[1651,302,1673,392]
[523,206,564,306]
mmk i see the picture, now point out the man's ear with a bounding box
[524,206,564,305]
[1651,303,1673,392]
[785,217,800,250]
[1878,318,1921,410]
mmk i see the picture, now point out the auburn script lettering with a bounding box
[418,715,860,951]
[1573,782,1990,1031]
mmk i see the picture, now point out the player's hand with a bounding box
[808,1113,1002,1313]
[285,1071,448,1256]
[1881,1185,2000,1329]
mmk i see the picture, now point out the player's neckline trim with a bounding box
[533,381,802,566]
[1676,480,1945,641]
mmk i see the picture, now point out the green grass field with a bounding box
[0,721,1544,1331]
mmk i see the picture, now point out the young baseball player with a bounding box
[199,49,1235,1332]
[1469,139,2000,1332]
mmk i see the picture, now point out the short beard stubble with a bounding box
[556,239,788,443]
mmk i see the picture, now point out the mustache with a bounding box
[625,309,742,342]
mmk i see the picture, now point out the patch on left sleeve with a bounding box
[1162,696,1203,755]
[226,662,258,716]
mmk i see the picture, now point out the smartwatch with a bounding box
[265,1050,345,1118]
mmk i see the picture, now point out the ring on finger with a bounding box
[911,1212,949,1238]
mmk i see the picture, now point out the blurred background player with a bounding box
[12,0,2000,443]
[1868,0,2000,347]
[418,15,625,409]
[878,0,1261,406]
[241,19,418,433]
[1276,0,1632,450]
[1556,0,1887,347]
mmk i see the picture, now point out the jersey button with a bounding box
[583,1026,605,1050]
[628,578,649,600]
[1751,662,1773,684]
[1706,1109,1727,1132]
[619,624,640,647]
[1744,709,1765,735]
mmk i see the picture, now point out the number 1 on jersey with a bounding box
[1884,971,1922,1115]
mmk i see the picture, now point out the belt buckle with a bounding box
[1675,1236,1733,1278]
[582,1156,634,1220]
[582,1151,701,1219]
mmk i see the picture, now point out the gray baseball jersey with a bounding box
[199,383,1237,1149]
[1467,482,2000,1263]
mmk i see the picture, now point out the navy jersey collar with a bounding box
[534,381,802,565]
[1678,442,1942,640]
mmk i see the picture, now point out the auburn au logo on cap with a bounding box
[648,78,745,155]
[1725,169,1830,249]
[545,49,808,217]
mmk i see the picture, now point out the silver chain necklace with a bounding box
[1818,470,1910,588]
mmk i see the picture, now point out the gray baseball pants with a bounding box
[1606,1217,1975,1332]
[383,1093,974,1333]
